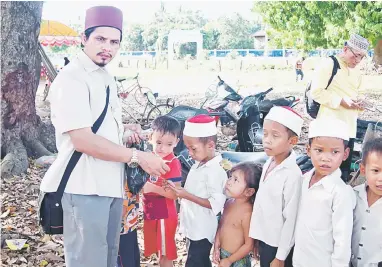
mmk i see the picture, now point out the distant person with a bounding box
[295,57,305,82]
[64,57,70,66]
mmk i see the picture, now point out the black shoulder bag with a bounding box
[305,55,340,119]
[39,86,110,235]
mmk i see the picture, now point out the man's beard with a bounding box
[95,61,107,67]
[95,52,112,67]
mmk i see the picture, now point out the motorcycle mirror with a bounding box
[205,85,218,99]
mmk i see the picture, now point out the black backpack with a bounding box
[305,55,340,118]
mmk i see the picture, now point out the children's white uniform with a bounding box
[249,151,302,260]
[293,168,355,267]
[179,154,227,243]
[351,184,382,267]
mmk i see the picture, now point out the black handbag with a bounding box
[39,86,110,235]
[125,141,149,195]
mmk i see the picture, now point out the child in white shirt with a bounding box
[166,115,227,267]
[249,106,304,267]
[293,118,355,267]
[351,137,382,267]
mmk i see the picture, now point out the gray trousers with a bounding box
[62,193,123,267]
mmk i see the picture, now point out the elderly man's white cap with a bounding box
[346,33,369,54]
[264,106,304,136]
[308,118,349,141]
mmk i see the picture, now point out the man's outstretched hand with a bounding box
[137,151,169,177]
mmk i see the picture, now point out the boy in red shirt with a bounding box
[142,116,182,267]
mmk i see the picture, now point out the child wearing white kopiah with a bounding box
[293,118,355,267]
[249,106,304,267]
[165,115,227,267]
[351,138,382,267]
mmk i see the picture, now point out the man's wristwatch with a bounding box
[128,148,139,168]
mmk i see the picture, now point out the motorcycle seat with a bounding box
[259,98,293,113]
[221,151,268,165]
[167,105,209,122]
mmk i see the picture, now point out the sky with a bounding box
[42,0,256,25]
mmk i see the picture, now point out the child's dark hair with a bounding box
[286,127,298,138]
[362,137,382,164]
[308,137,349,148]
[230,162,262,203]
[151,115,181,137]
[199,135,218,145]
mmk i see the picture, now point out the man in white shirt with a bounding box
[293,118,355,267]
[39,6,169,267]
[351,138,382,267]
[249,106,304,267]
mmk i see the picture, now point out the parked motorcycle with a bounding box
[202,76,242,127]
[235,88,300,152]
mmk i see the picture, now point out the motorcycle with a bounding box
[235,88,300,152]
[202,76,242,128]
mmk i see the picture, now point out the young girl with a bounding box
[213,162,262,267]
[142,116,182,267]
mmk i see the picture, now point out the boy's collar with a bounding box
[354,183,382,206]
[163,152,175,161]
[197,153,222,168]
[269,150,297,169]
[307,168,342,192]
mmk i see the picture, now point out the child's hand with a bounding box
[143,182,156,194]
[270,258,284,267]
[218,258,232,267]
[171,186,188,199]
[252,240,259,260]
[212,244,220,264]
[163,180,176,191]
[163,180,185,196]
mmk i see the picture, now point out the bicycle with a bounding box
[115,73,152,106]
[116,74,175,125]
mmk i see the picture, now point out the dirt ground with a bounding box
[1,69,381,267]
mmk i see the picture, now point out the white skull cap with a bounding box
[346,33,369,54]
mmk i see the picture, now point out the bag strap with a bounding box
[55,86,110,201]
[326,55,341,89]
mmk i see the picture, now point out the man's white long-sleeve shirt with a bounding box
[293,169,354,267]
[249,151,302,260]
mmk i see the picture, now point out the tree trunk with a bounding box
[373,39,382,66]
[1,1,56,178]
